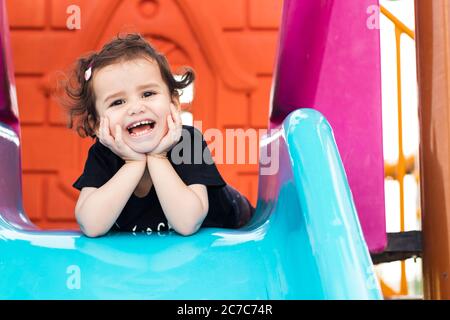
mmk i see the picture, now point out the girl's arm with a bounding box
[75,160,146,237]
[147,155,209,236]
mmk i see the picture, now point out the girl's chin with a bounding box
[127,141,159,154]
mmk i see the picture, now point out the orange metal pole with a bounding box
[381,5,416,297]
[381,6,415,39]
[415,0,450,299]
[394,25,409,296]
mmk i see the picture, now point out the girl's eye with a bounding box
[110,99,125,107]
[143,91,155,98]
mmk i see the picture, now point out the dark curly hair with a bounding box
[62,33,195,138]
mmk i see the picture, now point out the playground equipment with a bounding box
[0,0,382,299]
[415,0,450,299]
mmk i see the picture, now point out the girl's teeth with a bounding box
[130,127,152,137]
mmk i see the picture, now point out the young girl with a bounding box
[65,33,254,237]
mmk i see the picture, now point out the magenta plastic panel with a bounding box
[270,0,386,252]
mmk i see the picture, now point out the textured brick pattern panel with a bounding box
[15,77,46,124]
[209,0,246,30]
[249,0,283,29]
[11,33,71,74]
[6,0,46,29]
[225,32,279,74]
[22,173,45,221]
[10,0,281,229]
[21,127,79,171]
[216,82,249,127]
[46,174,77,221]
[250,76,271,127]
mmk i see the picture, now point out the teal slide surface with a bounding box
[0,109,382,299]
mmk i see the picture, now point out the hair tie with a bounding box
[84,61,94,81]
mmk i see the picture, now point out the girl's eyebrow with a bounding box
[103,83,161,104]
[103,91,125,104]
[136,82,160,90]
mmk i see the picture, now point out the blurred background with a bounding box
[378,0,421,298]
[6,0,422,298]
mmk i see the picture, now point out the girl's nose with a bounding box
[127,102,145,116]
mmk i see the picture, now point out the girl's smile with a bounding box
[126,118,156,138]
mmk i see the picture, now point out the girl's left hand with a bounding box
[148,103,182,157]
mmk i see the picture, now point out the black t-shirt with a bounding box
[73,125,254,233]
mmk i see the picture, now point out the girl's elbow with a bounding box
[176,219,203,236]
[177,215,206,236]
[176,225,198,236]
[79,223,106,238]
[76,215,107,238]
[82,227,106,238]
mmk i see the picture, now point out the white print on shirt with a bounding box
[131,221,175,236]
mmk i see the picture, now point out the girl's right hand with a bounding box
[97,116,146,163]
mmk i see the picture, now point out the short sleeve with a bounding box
[72,139,116,191]
[169,126,226,187]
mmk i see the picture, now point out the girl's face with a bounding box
[92,57,177,154]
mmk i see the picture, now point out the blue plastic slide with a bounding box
[0,108,382,299]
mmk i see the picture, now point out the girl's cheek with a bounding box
[105,111,120,136]
[109,120,120,138]
[103,109,113,117]
[162,113,170,133]
[109,124,114,137]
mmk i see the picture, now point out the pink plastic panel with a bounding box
[270,0,386,252]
